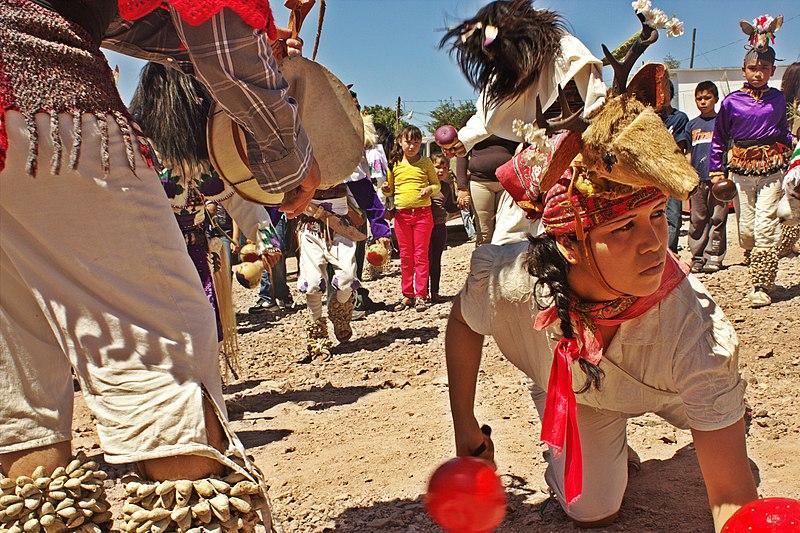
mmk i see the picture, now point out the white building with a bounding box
[671,65,789,116]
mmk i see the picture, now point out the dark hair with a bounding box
[782,62,800,107]
[525,233,604,393]
[129,62,211,169]
[439,0,564,109]
[694,80,719,99]
[431,153,449,167]
[744,46,776,66]
[374,122,394,160]
[388,125,423,168]
[666,79,675,99]
[349,89,361,111]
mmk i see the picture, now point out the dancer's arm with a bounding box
[167,9,320,216]
[446,297,494,465]
[691,418,758,532]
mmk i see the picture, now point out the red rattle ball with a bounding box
[434,124,459,149]
[425,457,506,533]
[722,497,800,532]
[239,243,261,263]
[366,241,389,267]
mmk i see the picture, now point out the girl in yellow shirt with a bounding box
[383,126,441,310]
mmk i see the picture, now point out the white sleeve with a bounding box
[220,194,272,242]
[459,245,500,336]
[457,33,606,153]
[459,241,532,336]
[671,279,746,431]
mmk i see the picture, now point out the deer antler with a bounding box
[601,12,659,95]
[535,85,589,136]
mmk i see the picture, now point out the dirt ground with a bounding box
[71,218,800,533]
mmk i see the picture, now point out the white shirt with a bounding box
[459,242,746,432]
[458,34,608,153]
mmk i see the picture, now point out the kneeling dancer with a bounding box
[445,14,757,533]
[1,0,319,531]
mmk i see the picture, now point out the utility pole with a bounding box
[395,96,402,132]
[689,28,697,69]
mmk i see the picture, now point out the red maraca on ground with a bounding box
[722,497,800,532]
[425,457,506,533]
[434,124,459,149]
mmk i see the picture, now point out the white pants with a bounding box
[0,112,234,466]
[529,383,629,522]
[297,221,357,319]
[731,171,783,249]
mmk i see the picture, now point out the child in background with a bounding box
[710,41,792,307]
[659,79,690,253]
[383,126,440,311]
[687,81,727,273]
[429,154,461,303]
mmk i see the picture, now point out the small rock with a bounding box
[757,348,774,359]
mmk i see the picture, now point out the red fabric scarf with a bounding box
[118,0,278,40]
[533,252,689,506]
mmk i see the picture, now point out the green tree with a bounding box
[663,53,681,71]
[425,99,476,134]
[363,104,409,133]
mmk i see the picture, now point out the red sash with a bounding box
[118,0,278,40]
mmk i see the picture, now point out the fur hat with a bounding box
[496,12,698,226]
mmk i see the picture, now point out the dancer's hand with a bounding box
[271,27,304,58]
[281,158,321,219]
[455,423,496,470]
[457,189,471,210]
[419,186,433,199]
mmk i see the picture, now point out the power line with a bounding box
[678,13,800,64]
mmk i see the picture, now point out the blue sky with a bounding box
[107,0,799,130]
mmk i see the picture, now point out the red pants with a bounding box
[394,206,433,298]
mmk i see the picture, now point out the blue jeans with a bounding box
[461,209,476,239]
[218,231,243,280]
[666,197,682,253]
[257,215,292,302]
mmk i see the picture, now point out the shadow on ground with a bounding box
[236,429,293,448]
[226,383,381,420]
[320,443,759,532]
[333,326,439,355]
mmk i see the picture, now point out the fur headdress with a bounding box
[362,114,378,149]
[496,10,698,228]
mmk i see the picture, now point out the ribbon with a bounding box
[540,337,583,505]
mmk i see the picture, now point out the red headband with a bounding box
[495,132,665,237]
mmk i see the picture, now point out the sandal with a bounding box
[394,297,414,311]
[415,299,429,312]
